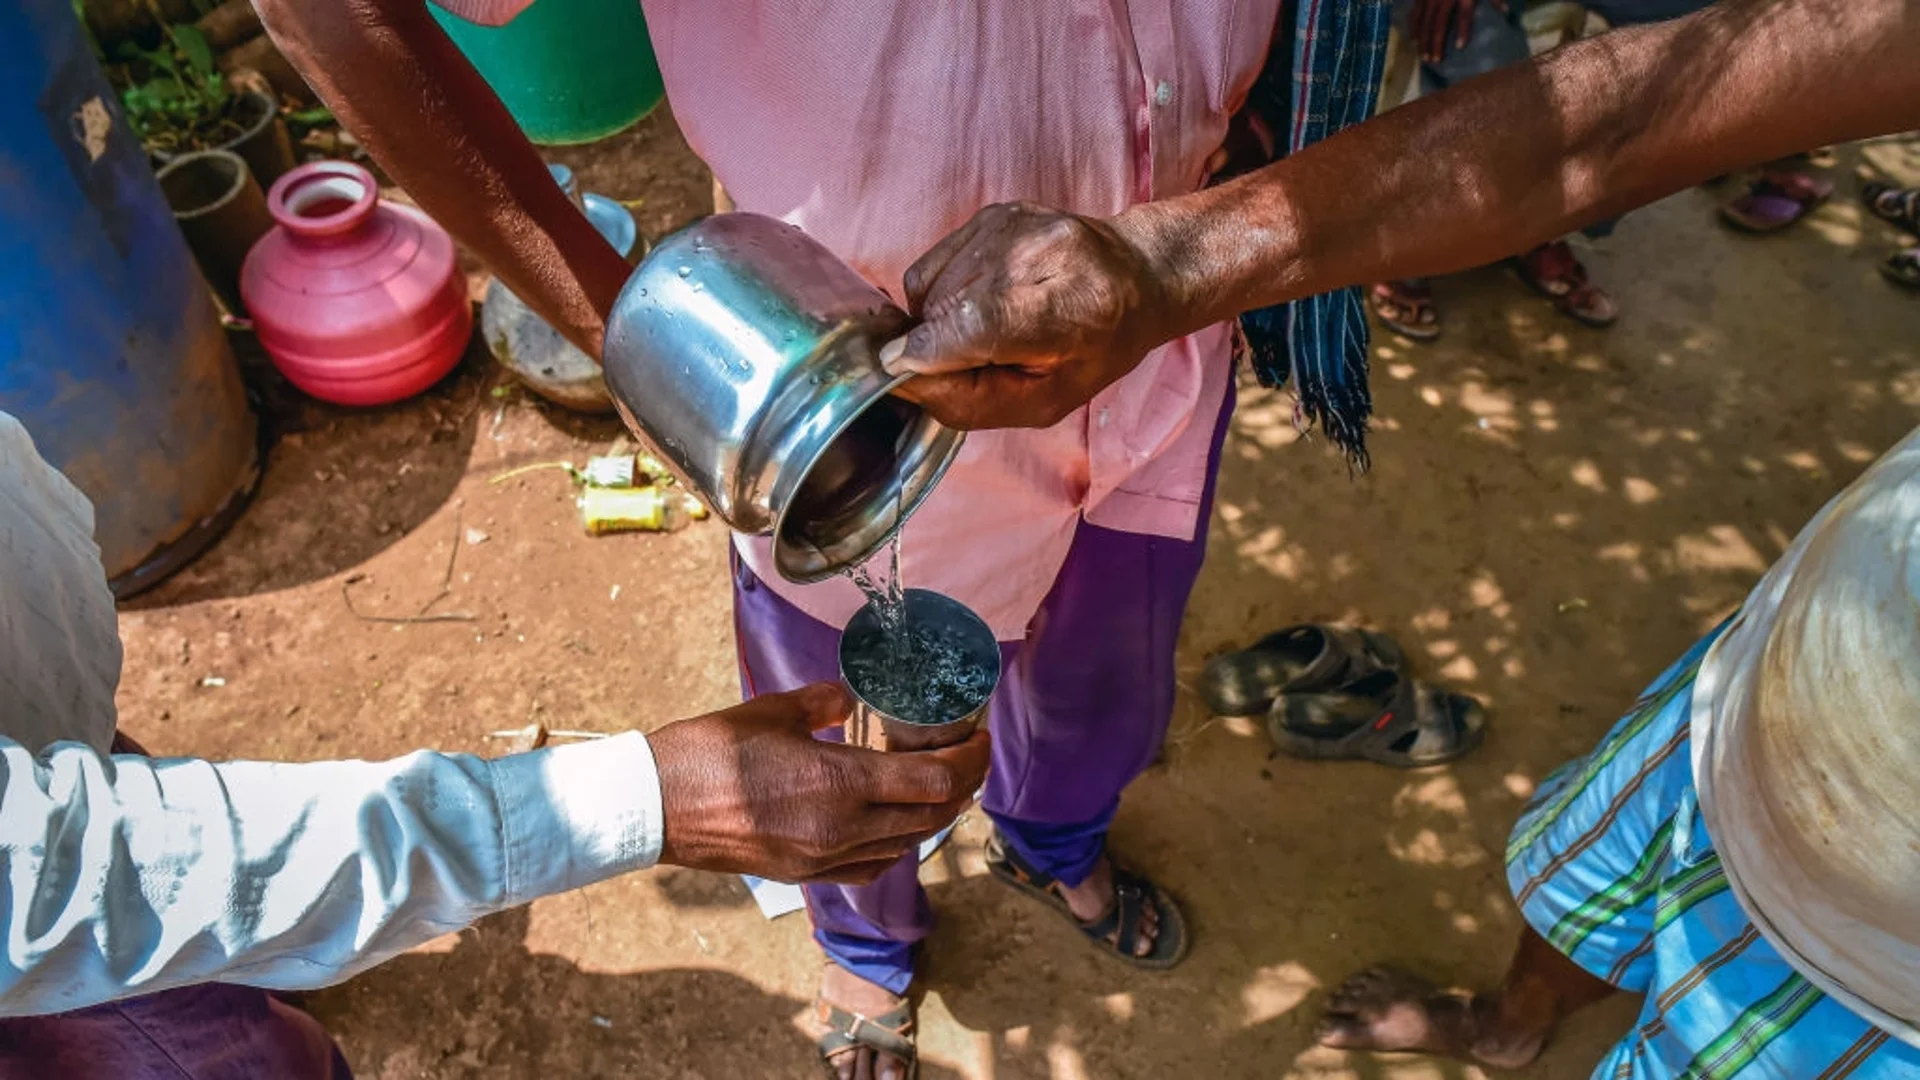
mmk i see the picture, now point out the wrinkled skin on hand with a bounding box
[649,684,990,884]
[884,202,1178,431]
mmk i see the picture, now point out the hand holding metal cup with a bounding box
[838,589,1000,752]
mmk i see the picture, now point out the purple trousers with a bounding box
[0,984,348,1079]
[732,383,1233,993]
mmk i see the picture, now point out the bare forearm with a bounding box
[256,0,629,356]
[1127,0,1920,334]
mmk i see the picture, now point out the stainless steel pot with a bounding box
[601,212,964,581]
[839,589,1000,752]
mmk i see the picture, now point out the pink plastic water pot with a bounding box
[242,161,472,405]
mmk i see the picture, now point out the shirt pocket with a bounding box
[1190,0,1285,115]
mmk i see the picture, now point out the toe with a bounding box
[1135,898,1162,957]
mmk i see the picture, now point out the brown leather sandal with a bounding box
[814,997,915,1080]
[1368,279,1442,341]
[1513,241,1617,328]
[986,832,1189,970]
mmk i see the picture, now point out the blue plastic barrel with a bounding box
[0,0,259,597]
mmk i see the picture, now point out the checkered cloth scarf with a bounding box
[1228,0,1392,468]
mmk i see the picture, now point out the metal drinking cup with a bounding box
[839,589,1000,752]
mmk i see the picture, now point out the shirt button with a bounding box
[1152,80,1173,107]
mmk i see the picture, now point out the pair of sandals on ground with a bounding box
[1723,168,1920,289]
[1859,182,1920,289]
[1370,166,1920,341]
[1370,238,1618,341]
[817,623,1486,1078]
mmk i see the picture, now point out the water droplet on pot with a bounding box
[637,288,648,297]
[677,266,692,278]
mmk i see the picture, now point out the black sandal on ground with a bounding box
[814,998,916,1080]
[1271,668,1487,768]
[1882,248,1920,290]
[985,832,1189,970]
[1863,182,1920,233]
[1199,623,1407,717]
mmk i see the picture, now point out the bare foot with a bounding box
[1368,280,1442,341]
[1316,966,1547,1070]
[1515,241,1618,328]
[1055,856,1161,958]
[812,963,912,1080]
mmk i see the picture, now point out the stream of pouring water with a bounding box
[844,532,904,636]
[835,493,992,724]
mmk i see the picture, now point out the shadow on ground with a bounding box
[304,906,966,1080]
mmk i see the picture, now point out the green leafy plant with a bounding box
[72,0,102,57]
[115,22,243,154]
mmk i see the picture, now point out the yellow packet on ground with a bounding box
[580,485,667,534]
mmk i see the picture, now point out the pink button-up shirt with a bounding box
[442,0,1282,638]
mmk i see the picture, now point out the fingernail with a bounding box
[879,337,909,374]
[904,327,936,367]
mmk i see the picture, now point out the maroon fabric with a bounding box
[0,984,348,1080]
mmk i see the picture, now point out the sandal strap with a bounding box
[1078,869,1154,955]
[1524,241,1589,291]
[1115,877,1143,954]
[1360,682,1487,766]
[1372,278,1433,299]
[1320,626,1386,682]
[1869,185,1920,229]
[994,832,1149,953]
[1883,248,1920,287]
[1558,279,1607,314]
[1752,171,1829,204]
[985,833,1057,891]
[816,1001,916,1063]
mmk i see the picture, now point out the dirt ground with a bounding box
[114,109,1920,1080]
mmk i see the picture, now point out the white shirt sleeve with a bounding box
[0,731,664,1017]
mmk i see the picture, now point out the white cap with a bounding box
[1692,425,1920,1049]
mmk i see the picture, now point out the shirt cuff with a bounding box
[488,731,665,907]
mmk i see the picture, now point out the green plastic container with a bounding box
[431,0,664,146]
